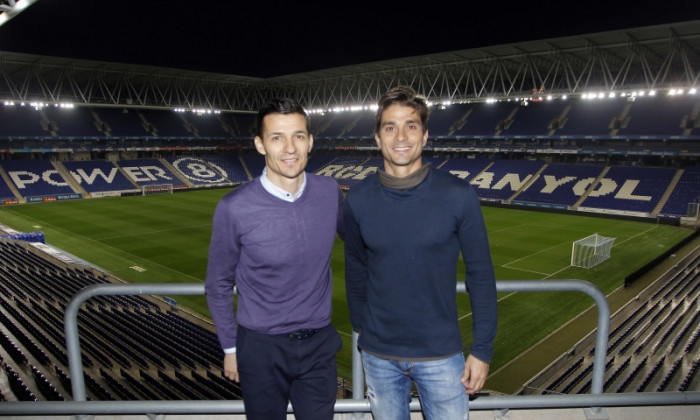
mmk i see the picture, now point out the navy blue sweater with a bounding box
[343,167,497,362]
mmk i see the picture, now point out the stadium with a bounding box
[1,2,700,419]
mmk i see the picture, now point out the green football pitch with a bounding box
[0,188,694,390]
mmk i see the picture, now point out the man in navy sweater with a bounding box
[344,86,497,420]
[205,98,344,420]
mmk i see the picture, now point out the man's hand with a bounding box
[223,352,239,382]
[461,354,489,395]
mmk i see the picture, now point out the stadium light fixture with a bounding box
[240,86,696,116]
[186,108,220,115]
[0,0,39,28]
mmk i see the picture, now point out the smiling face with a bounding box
[254,112,313,193]
[375,104,429,178]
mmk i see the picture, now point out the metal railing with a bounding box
[1,280,699,417]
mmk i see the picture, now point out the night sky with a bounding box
[0,0,698,78]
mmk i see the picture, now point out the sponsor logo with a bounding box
[171,157,228,184]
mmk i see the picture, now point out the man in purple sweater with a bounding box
[205,98,344,420]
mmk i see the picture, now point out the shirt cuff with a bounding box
[224,347,236,354]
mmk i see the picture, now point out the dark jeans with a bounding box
[236,324,342,420]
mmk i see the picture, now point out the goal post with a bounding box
[687,200,699,219]
[571,233,616,269]
[142,183,174,196]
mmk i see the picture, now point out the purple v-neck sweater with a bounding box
[205,174,344,350]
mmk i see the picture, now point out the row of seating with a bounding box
[534,248,700,395]
[0,106,254,139]
[1,361,36,401]
[1,96,698,139]
[0,240,239,401]
[3,154,696,217]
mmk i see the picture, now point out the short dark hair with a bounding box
[254,97,310,137]
[374,86,430,134]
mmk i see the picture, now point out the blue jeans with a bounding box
[361,351,469,420]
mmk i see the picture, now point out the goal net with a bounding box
[571,233,616,269]
[142,183,174,196]
[687,200,699,219]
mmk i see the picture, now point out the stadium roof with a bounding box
[0,1,699,110]
[270,20,700,83]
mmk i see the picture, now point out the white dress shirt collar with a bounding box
[260,167,307,202]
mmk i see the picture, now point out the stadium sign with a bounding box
[8,169,69,189]
[170,157,228,184]
[318,163,657,204]
[121,165,174,183]
[69,167,122,185]
[316,165,377,180]
[26,193,82,203]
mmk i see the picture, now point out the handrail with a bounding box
[64,280,610,402]
[1,392,700,415]
[0,280,691,417]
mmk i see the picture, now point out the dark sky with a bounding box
[0,0,698,78]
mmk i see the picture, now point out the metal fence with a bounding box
[1,280,699,417]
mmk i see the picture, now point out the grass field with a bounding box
[0,188,694,389]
